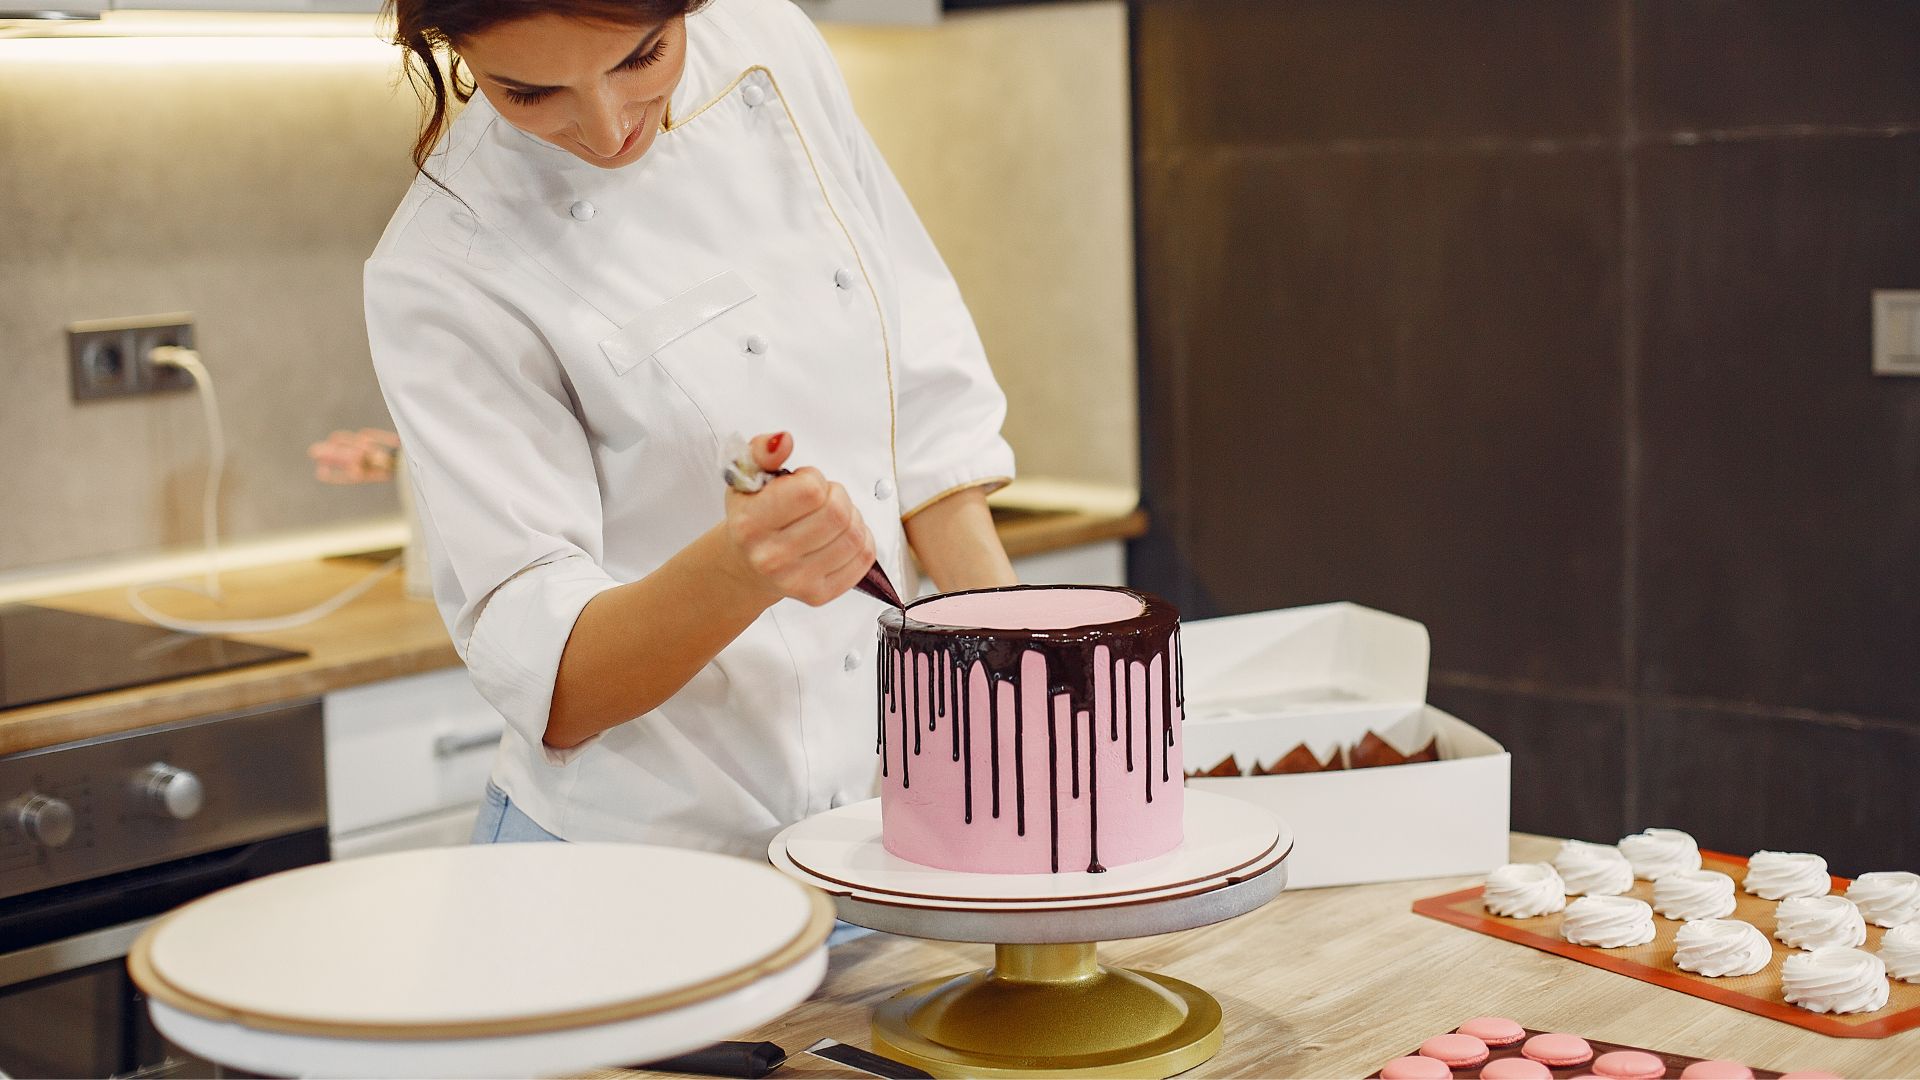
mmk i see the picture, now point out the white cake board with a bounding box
[130,844,835,1078]
[147,951,826,1079]
[769,790,1291,944]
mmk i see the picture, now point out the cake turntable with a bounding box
[769,789,1292,1078]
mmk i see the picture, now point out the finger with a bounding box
[360,428,402,449]
[774,484,857,557]
[756,468,830,527]
[815,543,878,605]
[751,431,794,473]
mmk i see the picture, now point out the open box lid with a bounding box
[1180,602,1430,721]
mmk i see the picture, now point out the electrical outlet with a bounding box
[1872,290,1920,377]
[68,313,197,401]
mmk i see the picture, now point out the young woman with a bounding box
[364,0,1018,854]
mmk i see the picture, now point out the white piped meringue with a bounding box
[1775,896,1867,950]
[1880,923,1920,983]
[1483,862,1567,918]
[1653,869,1738,921]
[1554,839,1635,896]
[1673,918,1773,977]
[1744,851,1830,900]
[1846,871,1920,928]
[1781,946,1890,1015]
[1619,828,1703,880]
[1562,895,1656,948]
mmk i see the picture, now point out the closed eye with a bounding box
[499,31,670,107]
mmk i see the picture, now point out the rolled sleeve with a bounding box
[366,252,619,766]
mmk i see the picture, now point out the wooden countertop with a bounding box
[615,834,1920,1079]
[0,508,1147,757]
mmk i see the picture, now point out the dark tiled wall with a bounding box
[1133,0,1920,874]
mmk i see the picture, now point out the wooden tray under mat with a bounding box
[1412,851,1920,1039]
[1367,1025,1785,1078]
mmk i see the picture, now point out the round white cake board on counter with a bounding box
[768,789,1291,1077]
[129,843,835,1078]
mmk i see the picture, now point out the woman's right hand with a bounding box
[722,432,878,608]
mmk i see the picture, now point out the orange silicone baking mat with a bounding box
[1412,850,1920,1038]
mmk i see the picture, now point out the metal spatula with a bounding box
[640,1037,932,1079]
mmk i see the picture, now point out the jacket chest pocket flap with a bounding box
[600,270,758,377]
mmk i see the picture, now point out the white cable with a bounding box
[128,346,402,636]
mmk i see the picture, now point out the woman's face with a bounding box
[458,14,687,169]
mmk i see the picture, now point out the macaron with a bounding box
[1480,1059,1553,1079]
[1380,1056,1454,1080]
[1681,1063,1755,1080]
[1419,1032,1492,1068]
[1457,1015,1527,1048]
[1522,1032,1595,1067]
[1594,1050,1666,1079]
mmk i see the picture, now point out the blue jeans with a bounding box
[470,781,874,946]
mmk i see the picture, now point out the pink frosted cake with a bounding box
[876,585,1185,874]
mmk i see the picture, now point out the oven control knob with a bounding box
[15,794,75,849]
[137,764,204,821]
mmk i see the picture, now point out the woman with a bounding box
[365,0,1018,856]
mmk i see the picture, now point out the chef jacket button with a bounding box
[844,652,860,672]
[744,334,769,356]
[742,84,766,108]
[873,477,894,501]
[833,267,856,291]
[568,200,595,222]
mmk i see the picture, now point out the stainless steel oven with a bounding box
[0,701,329,1079]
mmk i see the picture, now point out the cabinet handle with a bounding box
[433,729,502,759]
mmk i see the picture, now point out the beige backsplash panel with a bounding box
[1,2,1135,576]
[0,36,416,574]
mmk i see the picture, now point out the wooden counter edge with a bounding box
[0,510,1147,757]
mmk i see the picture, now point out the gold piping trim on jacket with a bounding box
[665,65,901,478]
[902,476,1013,522]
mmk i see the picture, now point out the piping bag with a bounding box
[721,435,904,608]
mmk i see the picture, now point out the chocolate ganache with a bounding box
[877,585,1184,874]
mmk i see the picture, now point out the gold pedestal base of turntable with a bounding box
[871,943,1222,1078]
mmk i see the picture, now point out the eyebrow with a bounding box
[489,24,666,93]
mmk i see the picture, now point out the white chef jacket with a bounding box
[363,0,1014,858]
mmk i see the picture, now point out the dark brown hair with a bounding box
[388,0,707,179]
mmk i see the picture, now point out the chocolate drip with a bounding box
[988,674,1001,819]
[877,585,1181,875]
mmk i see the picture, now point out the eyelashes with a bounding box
[501,33,670,107]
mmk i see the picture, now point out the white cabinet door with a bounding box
[1012,539,1126,587]
[324,667,502,838]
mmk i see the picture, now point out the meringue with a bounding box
[1673,919,1773,977]
[1781,946,1890,1014]
[1653,869,1738,920]
[1562,895,1656,948]
[1619,828,1702,880]
[1743,851,1830,900]
[1846,871,1920,928]
[1775,896,1867,950]
[1483,862,1568,918]
[1554,839,1635,896]
[1880,923,1920,983]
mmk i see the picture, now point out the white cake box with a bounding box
[1179,602,1510,889]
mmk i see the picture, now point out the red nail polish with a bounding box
[767,432,786,454]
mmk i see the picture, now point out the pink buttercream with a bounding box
[910,588,1144,630]
[880,588,1183,875]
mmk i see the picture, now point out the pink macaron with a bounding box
[1381,1056,1454,1080]
[1419,1032,1492,1068]
[1480,1058,1553,1079]
[1681,1063,1755,1080]
[1593,1050,1666,1079]
[1522,1032,1595,1068]
[1457,1015,1528,1048]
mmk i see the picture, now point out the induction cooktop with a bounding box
[0,604,307,711]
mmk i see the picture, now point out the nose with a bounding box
[574,86,629,158]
